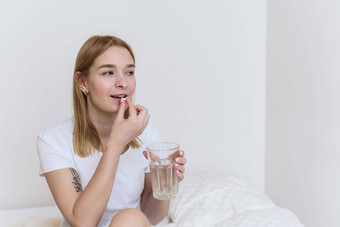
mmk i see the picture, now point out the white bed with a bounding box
[0,172,304,227]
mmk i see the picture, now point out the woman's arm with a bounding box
[45,97,149,227]
[141,150,186,225]
[140,173,170,225]
[45,148,121,227]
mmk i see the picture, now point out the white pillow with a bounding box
[168,172,258,227]
[168,172,304,227]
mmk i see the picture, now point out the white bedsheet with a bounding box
[0,206,61,227]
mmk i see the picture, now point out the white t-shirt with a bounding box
[37,117,161,227]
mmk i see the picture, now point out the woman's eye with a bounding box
[126,71,135,76]
[103,71,113,76]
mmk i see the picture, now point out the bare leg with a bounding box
[109,208,151,227]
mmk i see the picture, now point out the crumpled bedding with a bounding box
[167,172,304,227]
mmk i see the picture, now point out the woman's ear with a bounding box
[74,71,88,93]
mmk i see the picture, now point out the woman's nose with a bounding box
[115,73,128,88]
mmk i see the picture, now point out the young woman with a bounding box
[37,35,186,227]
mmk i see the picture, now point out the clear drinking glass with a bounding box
[146,142,180,200]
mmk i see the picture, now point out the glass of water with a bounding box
[146,142,180,200]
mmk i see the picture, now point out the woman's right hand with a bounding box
[107,97,150,151]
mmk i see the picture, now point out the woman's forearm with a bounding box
[70,147,121,226]
[142,193,170,226]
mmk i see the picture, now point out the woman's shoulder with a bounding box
[38,117,74,140]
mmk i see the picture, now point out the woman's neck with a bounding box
[88,110,116,141]
[87,110,129,155]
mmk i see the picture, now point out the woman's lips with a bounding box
[111,94,127,98]
[110,95,127,101]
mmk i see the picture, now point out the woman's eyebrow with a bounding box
[97,64,135,69]
[126,64,135,68]
[98,64,116,69]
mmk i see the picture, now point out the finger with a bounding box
[125,97,137,118]
[144,114,150,126]
[138,109,149,123]
[138,121,149,135]
[135,104,145,110]
[135,106,149,124]
[174,163,185,173]
[175,157,187,165]
[150,152,160,161]
[176,170,184,182]
[135,104,142,115]
[179,150,185,157]
[135,105,147,117]
[142,150,148,159]
[116,98,127,120]
[168,150,180,160]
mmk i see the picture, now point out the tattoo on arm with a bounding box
[69,168,83,192]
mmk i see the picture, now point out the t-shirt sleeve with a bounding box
[143,123,162,173]
[37,133,75,176]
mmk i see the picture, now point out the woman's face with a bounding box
[84,46,136,117]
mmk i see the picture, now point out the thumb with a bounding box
[116,98,127,120]
[143,150,148,160]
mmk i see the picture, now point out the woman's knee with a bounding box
[110,208,150,227]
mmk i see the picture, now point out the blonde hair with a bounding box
[73,35,141,157]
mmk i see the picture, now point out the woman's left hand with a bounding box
[143,150,187,182]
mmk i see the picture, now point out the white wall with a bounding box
[266,1,340,226]
[0,0,266,209]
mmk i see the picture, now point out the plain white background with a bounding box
[266,0,340,226]
[0,0,266,211]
